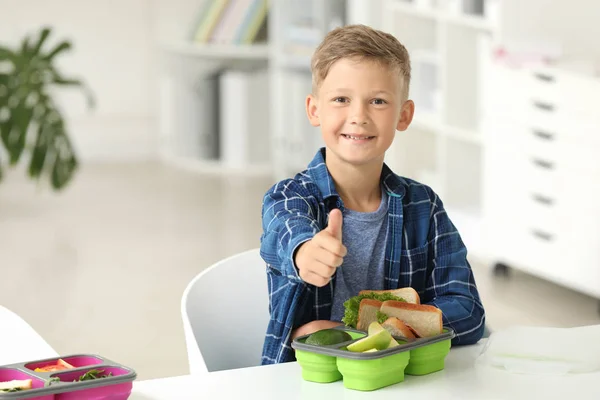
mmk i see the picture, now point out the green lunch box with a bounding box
[292,326,455,391]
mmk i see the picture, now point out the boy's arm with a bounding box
[260,180,344,363]
[424,193,486,345]
[260,179,321,281]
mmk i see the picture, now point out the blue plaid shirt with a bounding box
[259,148,486,364]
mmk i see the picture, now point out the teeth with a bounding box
[344,135,372,140]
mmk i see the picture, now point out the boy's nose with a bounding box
[349,106,368,125]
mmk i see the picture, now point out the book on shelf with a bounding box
[218,69,270,168]
[191,0,269,45]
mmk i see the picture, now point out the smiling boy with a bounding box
[259,24,486,364]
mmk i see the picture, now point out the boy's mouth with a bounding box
[341,134,375,141]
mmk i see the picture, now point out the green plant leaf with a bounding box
[7,101,33,164]
[45,41,71,61]
[0,46,15,62]
[28,123,48,178]
[0,119,13,149]
[32,27,52,56]
[20,36,31,55]
[50,69,96,109]
[50,129,77,190]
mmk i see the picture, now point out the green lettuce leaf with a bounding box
[341,292,406,328]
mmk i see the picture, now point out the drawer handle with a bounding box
[532,229,554,242]
[532,129,555,141]
[532,158,554,170]
[533,101,555,112]
[534,73,556,83]
[532,194,554,206]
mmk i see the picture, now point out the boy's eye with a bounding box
[333,97,348,103]
[371,98,387,105]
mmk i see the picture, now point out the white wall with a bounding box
[0,0,209,162]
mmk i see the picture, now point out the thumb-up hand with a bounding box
[294,208,347,287]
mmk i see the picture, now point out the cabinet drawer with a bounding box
[488,219,564,281]
[556,70,600,122]
[483,63,600,125]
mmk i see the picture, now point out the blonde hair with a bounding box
[311,24,411,100]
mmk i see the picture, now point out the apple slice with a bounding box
[368,321,385,336]
[347,328,392,352]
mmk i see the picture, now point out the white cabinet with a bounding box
[481,60,600,299]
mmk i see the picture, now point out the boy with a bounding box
[259,24,485,364]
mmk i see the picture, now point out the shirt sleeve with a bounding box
[260,179,322,281]
[424,192,486,345]
[259,179,322,364]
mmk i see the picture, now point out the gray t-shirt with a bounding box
[330,189,388,322]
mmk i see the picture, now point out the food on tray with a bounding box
[342,288,415,328]
[76,369,112,381]
[0,379,32,392]
[45,377,60,387]
[382,316,417,339]
[379,300,442,338]
[347,288,442,338]
[347,322,399,353]
[305,329,353,346]
[34,358,75,372]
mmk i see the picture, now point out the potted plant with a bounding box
[0,26,94,190]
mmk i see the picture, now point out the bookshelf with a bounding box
[157,0,271,176]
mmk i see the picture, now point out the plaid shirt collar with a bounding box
[305,148,407,206]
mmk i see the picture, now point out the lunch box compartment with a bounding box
[25,356,104,372]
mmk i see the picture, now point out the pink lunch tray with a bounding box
[0,354,136,400]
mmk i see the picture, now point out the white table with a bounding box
[131,342,600,400]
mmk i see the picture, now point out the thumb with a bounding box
[326,209,343,241]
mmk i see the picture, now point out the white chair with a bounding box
[181,248,270,374]
[0,305,58,365]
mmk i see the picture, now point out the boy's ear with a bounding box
[306,94,320,127]
[396,100,415,132]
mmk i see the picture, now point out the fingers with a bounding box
[314,246,344,268]
[325,209,343,240]
[313,231,347,257]
[300,270,333,288]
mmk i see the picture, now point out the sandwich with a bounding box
[0,379,32,392]
[380,300,443,338]
[356,299,383,331]
[382,317,417,339]
[343,287,443,339]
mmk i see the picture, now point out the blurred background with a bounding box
[1,0,599,381]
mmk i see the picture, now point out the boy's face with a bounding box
[306,57,414,168]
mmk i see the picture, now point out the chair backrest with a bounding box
[0,306,58,365]
[181,248,270,374]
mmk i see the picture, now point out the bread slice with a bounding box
[358,287,421,304]
[0,379,32,391]
[380,300,442,337]
[382,317,416,339]
[356,299,382,331]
